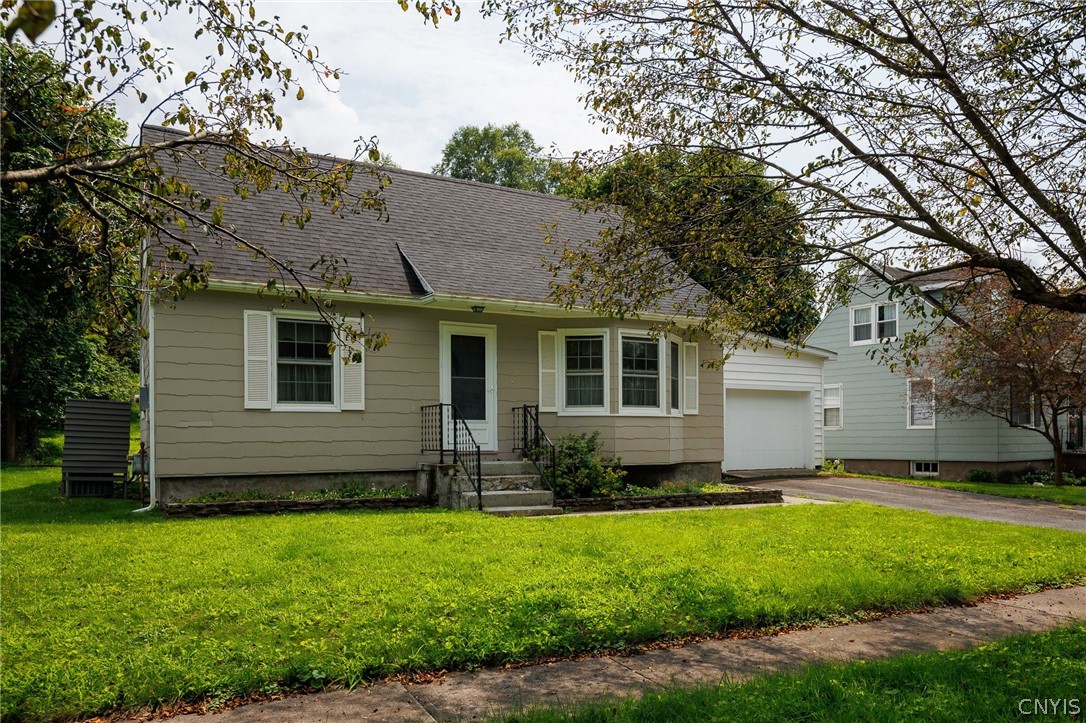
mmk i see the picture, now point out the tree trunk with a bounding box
[1053,440,1065,486]
[2,403,17,462]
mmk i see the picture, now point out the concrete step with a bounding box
[460,489,555,509]
[485,505,565,518]
[452,474,546,493]
[480,460,538,476]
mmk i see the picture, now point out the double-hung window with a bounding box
[1010,391,1042,428]
[823,384,843,429]
[851,302,898,345]
[564,335,606,409]
[243,310,365,412]
[621,335,661,409]
[276,319,334,404]
[907,378,935,428]
[539,329,697,415]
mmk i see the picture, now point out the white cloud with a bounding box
[250,1,613,170]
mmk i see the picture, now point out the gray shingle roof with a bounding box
[146,126,702,314]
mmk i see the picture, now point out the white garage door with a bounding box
[725,389,809,470]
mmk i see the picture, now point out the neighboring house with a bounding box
[806,269,1055,479]
[140,128,730,505]
[722,340,836,472]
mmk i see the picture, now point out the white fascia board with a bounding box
[204,279,704,324]
[724,330,838,361]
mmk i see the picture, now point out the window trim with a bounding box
[850,302,899,346]
[1009,390,1043,429]
[906,377,936,429]
[271,310,342,413]
[618,330,665,415]
[823,383,843,430]
[911,461,940,477]
[557,328,611,416]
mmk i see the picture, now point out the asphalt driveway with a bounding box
[743,476,1086,533]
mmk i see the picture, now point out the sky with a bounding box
[122,1,615,173]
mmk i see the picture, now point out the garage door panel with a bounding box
[725,389,808,469]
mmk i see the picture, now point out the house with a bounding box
[805,268,1060,479]
[139,127,732,507]
[722,339,836,472]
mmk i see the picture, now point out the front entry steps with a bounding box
[464,489,564,517]
[451,460,563,517]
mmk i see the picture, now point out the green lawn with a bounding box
[838,473,1086,506]
[507,624,1086,722]
[4,465,1086,722]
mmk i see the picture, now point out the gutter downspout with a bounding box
[134,293,158,511]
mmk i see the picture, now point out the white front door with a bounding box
[439,322,498,451]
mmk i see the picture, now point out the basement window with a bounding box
[911,461,939,477]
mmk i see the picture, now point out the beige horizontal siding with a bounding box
[153,290,723,478]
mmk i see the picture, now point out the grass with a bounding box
[4,465,1086,722]
[831,472,1086,506]
[506,623,1086,722]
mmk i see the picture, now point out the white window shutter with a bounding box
[244,310,273,409]
[538,331,558,412]
[340,317,365,411]
[683,342,699,414]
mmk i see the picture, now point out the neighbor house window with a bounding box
[1067,410,1084,450]
[851,302,898,345]
[564,335,606,409]
[669,341,681,414]
[1010,391,1042,428]
[823,384,843,429]
[621,335,661,409]
[276,319,334,404]
[911,461,939,476]
[907,378,935,428]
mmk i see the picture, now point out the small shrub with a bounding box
[553,431,625,498]
[821,459,845,475]
[1017,471,1057,486]
[1016,470,1086,487]
[964,469,997,484]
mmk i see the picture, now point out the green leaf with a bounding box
[4,0,57,43]
[296,86,304,101]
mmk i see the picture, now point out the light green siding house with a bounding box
[805,273,1054,480]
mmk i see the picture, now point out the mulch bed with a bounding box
[558,487,783,513]
[161,496,434,517]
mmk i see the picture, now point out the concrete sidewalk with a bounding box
[156,586,1085,722]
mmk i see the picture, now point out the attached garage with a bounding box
[722,341,836,472]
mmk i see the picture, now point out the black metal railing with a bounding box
[512,404,557,492]
[421,403,483,510]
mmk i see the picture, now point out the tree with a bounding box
[432,123,554,192]
[914,283,1086,484]
[486,0,1086,320]
[1,43,138,460]
[553,148,820,340]
[1,0,458,352]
